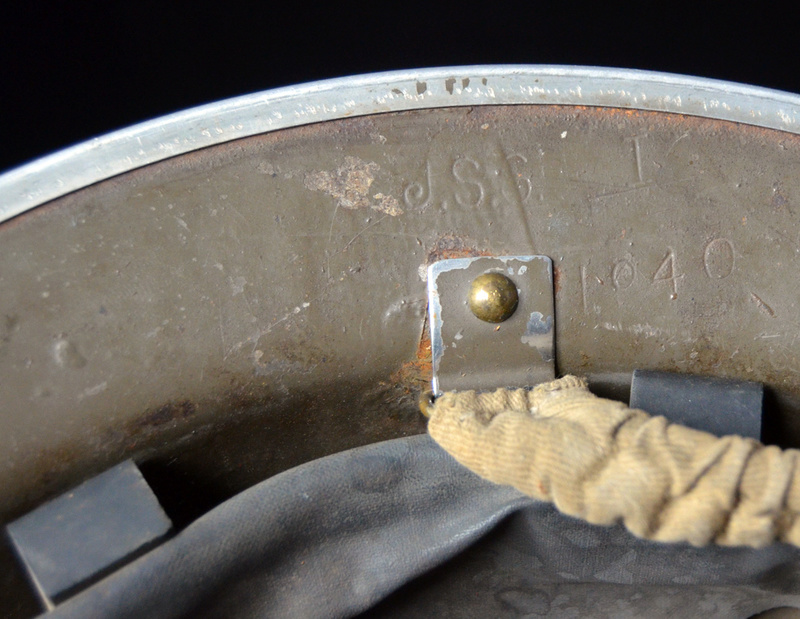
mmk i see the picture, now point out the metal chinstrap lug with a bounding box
[427,255,555,396]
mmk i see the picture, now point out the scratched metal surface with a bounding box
[3,104,800,615]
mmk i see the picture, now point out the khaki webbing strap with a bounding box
[427,376,800,548]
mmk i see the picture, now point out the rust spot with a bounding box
[392,324,432,391]
[552,265,563,295]
[426,233,492,264]
[393,233,493,392]
[134,400,197,430]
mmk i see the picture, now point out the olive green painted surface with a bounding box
[3,105,800,613]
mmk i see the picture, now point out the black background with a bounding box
[0,3,794,173]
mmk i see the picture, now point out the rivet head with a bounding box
[468,273,519,323]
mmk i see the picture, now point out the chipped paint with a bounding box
[750,293,776,317]
[521,312,554,362]
[427,258,471,391]
[371,193,403,216]
[304,156,403,216]
[228,276,247,296]
[523,312,553,337]
[304,156,377,210]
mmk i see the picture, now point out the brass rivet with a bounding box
[468,273,519,323]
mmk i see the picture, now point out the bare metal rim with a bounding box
[3,64,800,224]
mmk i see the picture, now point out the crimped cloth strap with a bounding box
[427,375,800,548]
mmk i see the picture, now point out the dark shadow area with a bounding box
[138,460,229,533]
[0,541,40,619]
[762,385,797,449]
[133,378,427,532]
[0,376,426,618]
